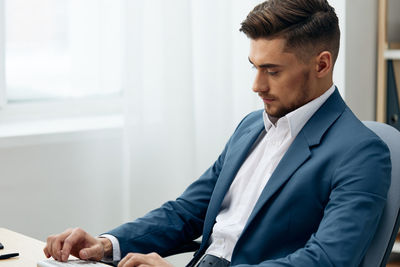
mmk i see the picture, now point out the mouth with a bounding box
[260,96,275,104]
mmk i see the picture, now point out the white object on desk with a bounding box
[37,259,110,267]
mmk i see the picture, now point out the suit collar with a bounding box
[301,88,346,146]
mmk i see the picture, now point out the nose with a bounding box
[252,70,269,93]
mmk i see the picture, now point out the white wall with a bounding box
[330,0,378,121]
[329,0,346,97]
[0,128,124,241]
[343,0,378,121]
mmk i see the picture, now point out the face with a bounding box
[249,38,321,119]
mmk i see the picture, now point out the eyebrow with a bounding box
[248,57,282,68]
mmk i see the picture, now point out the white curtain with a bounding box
[121,0,263,221]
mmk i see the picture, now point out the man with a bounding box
[44,0,391,266]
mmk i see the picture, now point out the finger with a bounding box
[44,230,72,261]
[49,229,74,261]
[46,235,57,259]
[45,236,55,259]
[50,237,65,261]
[126,254,156,267]
[118,253,131,267]
[43,245,51,258]
[119,253,148,267]
[61,228,86,261]
[79,244,103,261]
[123,255,146,267]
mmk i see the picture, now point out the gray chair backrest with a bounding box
[360,121,400,267]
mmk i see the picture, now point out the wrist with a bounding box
[98,237,113,258]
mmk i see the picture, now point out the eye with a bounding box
[262,69,279,76]
[268,71,279,76]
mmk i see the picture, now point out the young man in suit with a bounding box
[44,0,391,266]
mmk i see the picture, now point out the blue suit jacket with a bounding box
[106,89,391,266]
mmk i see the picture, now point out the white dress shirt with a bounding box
[104,85,336,262]
[205,85,335,261]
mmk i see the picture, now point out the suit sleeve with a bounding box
[233,137,391,267]
[104,113,256,258]
[104,145,226,258]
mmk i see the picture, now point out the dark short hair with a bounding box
[240,0,340,64]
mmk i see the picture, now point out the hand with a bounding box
[43,228,110,262]
[118,252,173,267]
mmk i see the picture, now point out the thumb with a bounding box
[79,246,103,261]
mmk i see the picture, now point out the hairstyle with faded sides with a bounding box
[240,0,340,64]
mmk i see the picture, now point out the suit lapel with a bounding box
[237,88,347,246]
[242,131,311,233]
[199,117,265,250]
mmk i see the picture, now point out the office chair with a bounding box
[360,121,400,267]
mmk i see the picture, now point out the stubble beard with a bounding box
[264,70,311,119]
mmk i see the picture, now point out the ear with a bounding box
[315,51,332,78]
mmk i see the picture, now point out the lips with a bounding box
[260,95,275,103]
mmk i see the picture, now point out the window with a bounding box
[1,0,123,110]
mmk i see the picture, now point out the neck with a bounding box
[314,77,333,98]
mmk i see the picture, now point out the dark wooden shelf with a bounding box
[387,253,400,266]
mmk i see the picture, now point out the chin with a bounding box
[265,103,297,119]
[265,108,285,119]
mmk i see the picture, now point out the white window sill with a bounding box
[0,114,123,138]
[0,114,124,147]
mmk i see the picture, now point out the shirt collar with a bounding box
[263,84,336,137]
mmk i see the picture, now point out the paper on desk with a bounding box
[37,259,110,267]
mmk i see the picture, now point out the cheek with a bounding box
[272,75,306,106]
[278,72,306,92]
[283,72,304,88]
[270,77,295,98]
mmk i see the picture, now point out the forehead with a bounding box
[249,38,298,66]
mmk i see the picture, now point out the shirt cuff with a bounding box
[99,234,122,262]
